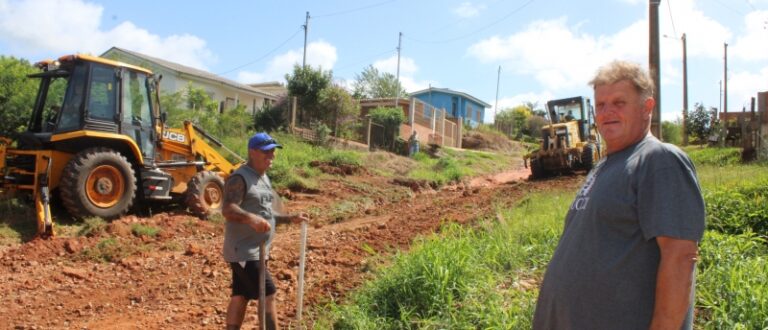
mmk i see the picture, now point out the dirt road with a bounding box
[0,167,581,329]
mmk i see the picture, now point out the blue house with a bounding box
[410,87,491,127]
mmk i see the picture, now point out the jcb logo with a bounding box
[163,131,186,143]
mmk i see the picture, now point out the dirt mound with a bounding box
[462,131,524,153]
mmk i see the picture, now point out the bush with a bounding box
[253,98,289,132]
[704,180,768,235]
[685,147,741,167]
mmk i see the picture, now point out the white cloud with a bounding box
[372,55,417,76]
[236,40,338,84]
[731,10,768,61]
[0,0,216,70]
[468,17,644,91]
[370,54,434,93]
[728,66,768,109]
[486,91,554,123]
[453,2,486,18]
[660,0,731,59]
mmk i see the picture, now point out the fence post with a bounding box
[457,117,463,149]
[409,98,415,132]
[441,110,446,147]
[366,117,373,150]
[291,96,297,132]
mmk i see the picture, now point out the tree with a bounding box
[161,84,250,138]
[285,64,332,125]
[686,103,716,143]
[318,84,360,138]
[253,97,289,133]
[369,106,405,151]
[525,115,548,137]
[351,65,407,99]
[510,105,532,137]
[661,119,682,145]
[0,56,40,136]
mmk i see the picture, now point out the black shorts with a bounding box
[230,260,277,300]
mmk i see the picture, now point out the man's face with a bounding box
[594,80,654,154]
[249,148,276,174]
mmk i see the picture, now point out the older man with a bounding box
[533,61,705,329]
[222,132,308,330]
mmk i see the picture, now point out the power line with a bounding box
[667,0,678,38]
[313,0,397,18]
[405,0,536,44]
[217,27,303,75]
[333,48,397,73]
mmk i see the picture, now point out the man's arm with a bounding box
[649,236,699,330]
[221,175,270,233]
[275,213,309,225]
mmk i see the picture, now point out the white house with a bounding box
[101,47,277,114]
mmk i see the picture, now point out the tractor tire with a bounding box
[185,171,225,219]
[530,157,546,180]
[60,148,137,219]
[581,144,596,170]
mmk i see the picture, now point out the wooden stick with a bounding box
[259,242,266,330]
[296,221,308,326]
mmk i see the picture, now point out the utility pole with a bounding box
[494,65,501,129]
[302,12,310,68]
[394,32,402,108]
[723,42,728,114]
[649,0,662,139]
[682,33,689,145]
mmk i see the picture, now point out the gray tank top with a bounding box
[222,165,276,262]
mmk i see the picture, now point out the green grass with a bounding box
[684,146,742,166]
[407,148,516,187]
[697,231,768,329]
[315,191,572,329]
[131,223,161,237]
[80,237,142,262]
[320,147,768,329]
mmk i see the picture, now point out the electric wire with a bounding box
[404,0,536,44]
[313,0,397,18]
[333,48,398,74]
[216,27,303,75]
[667,0,678,38]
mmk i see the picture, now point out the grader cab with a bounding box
[0,54,243,237]
[524,96,602,179]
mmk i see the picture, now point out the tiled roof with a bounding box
[102,47,276,99]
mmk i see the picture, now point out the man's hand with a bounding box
[290,212,310,224]
[249,217,272,233]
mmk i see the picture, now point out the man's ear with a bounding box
[644,97,655,118]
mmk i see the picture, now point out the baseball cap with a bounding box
[248,132,282,151]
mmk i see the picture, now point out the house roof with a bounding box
[410,87,491,108]
[102,47,276,99]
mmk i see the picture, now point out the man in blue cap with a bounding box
[222,132,309,330]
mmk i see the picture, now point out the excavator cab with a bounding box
[22,56,159,162]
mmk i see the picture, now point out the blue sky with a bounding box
[1,0,766,123]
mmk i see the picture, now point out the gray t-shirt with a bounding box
[533,135,705,330]
[222,165,276,262]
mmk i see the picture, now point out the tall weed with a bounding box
[316,191,572,329]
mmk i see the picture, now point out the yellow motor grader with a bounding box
[0,54,243,237]
[524,96,602,179]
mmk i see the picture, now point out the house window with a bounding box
[225,97,236,111]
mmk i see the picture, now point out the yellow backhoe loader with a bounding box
[0,54,243,237]
[524,96,602,179]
